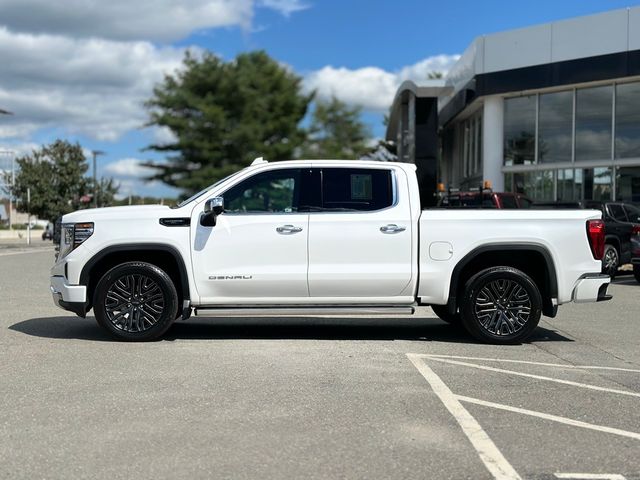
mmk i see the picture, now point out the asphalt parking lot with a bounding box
[1,249,639,480]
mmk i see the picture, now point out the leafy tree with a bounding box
[1,140,118,221]
[145,50,312,196]
[362,140,397,162]
[301,97,371,159]
[93,178,119,208]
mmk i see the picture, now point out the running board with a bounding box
[194,306,415,317]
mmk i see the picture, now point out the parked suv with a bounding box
[631,228,640,283]
[438,189,532,209]
[584,201,640,277]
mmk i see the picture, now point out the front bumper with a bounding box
[50,275,88,317]
[572,273,612,303]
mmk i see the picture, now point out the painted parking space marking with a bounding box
[406,353,640,480]
[456,395,640,441]
[406,353,522,480]
[554,474,627,479]
[423,354,640,374]
[412,354,640,399]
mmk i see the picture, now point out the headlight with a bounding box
[57,222,94,260]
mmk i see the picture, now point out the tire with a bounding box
[634,264,640,284]
[430,304,461,324]
[460,266,542,344]
[93,262,178,341]
[602,244,619,278]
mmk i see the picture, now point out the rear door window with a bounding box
[321,168,393,211]
[623,204,640,223]
[607,204,628,221]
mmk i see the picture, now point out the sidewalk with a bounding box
[0,237,54,250]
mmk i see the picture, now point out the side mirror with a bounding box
[201,197,224,226]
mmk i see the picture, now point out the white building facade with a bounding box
[390,8,640,204]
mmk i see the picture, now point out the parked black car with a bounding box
[631,230,640,283]
[584,201,640,277]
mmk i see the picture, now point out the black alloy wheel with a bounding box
[461,266,542,344]
[94,262,178,341]
[602,244,619,278]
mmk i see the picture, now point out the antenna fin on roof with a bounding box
[251,157,268,165]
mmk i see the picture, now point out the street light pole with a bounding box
[91,150,105,208]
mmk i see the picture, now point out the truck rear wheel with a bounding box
[93,262,178,341]
[430,305,461,324]
[460,266,541,344]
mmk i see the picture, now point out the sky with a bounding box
[0,0,635,199]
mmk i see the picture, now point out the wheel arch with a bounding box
[447,244,558,318]
[80,244,191,316]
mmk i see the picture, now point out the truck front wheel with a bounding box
[460,266,542,344]
[93,262,179,341]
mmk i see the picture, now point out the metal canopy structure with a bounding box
[385,80,453,208]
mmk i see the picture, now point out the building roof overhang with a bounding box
[385,80,453,141]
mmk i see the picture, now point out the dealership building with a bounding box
[387,7,640,206]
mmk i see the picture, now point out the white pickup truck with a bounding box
[50,159,611,344]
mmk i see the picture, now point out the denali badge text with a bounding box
[209,275,253,280]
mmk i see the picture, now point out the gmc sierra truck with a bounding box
[50,159,611,344]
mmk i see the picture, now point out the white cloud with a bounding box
[104,158,179,199]
[152,126,179,146]
[0,0,308,42]
[304,54,460,112]
[257,0,309,17]
[0,27,186,141]
[104,158,155,179]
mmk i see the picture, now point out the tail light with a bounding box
[586,219,605,260]
[632,225,640,236]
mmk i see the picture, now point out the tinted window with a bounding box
[538,91,573,163]
[576,85,613,161]
[501,195,518,209]
[224,169,300,214]
[608,204,627,221]
[615,83,640,159]
[504,95,536,166]
[322,168,393,211]
[518,197,533,209]
[623,205,640,223]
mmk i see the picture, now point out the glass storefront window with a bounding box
[512,171,554,201]
[504,96,536,166]
[538,91,573,163]
[615,83,640,159]
[583,167,612,201]
[575,85,613,162]
[557,169,580,201]
[616,166,640,203]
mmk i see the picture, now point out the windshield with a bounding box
[174,169,247,208]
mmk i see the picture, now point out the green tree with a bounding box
[301,97,371,159]
[145,50,312,196]
[1,140,118,221]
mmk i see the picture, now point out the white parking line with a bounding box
[456,395,640,441]
[406,353,522,480]
[421,354,640,374]
[421,356,640,399]
[555,474,627,479]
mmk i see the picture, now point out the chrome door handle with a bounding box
[276,224,303,234]
[380,224,406,234]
